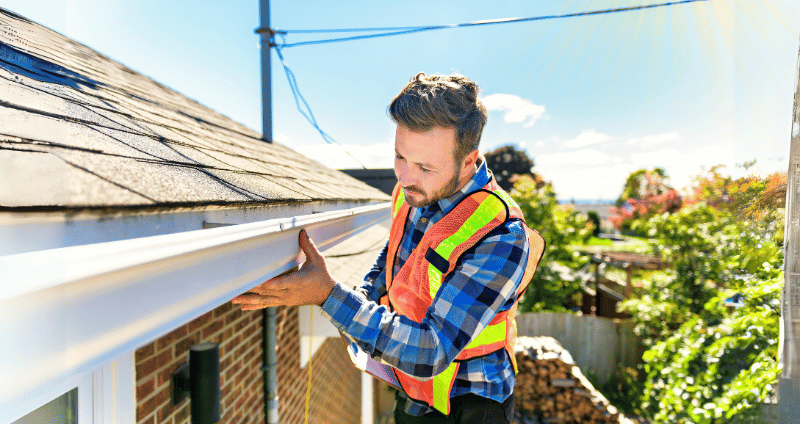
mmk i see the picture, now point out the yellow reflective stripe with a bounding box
[511,320,519,374]
[435,195,504,260]
[464,320,507,350]
[432,361,459,414]
[428,265,443,299]
[393,189,405,218]
[493,189,518,210]
[428,195,504,298]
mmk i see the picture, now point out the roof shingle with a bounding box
[0,8,390,210]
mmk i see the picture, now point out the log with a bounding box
[513,336,634,424]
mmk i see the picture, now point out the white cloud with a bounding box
[538,165,635,201]
[531,136,560,149]
[536,149,620,167]
[629,145,735,192]
[532,139,736,200]
[482,93,545,128]
[563,129,612,149]
[626,131,682,146]
[533,149,628,200]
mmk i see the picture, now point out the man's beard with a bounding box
[403,171,460,208]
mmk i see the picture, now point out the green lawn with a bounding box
[567,234,652,253]
[586,236,614,246]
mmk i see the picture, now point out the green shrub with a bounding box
[509,175,592,312]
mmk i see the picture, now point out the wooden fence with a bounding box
[515,312,644,384]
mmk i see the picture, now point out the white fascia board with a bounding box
[298,304,341,368]
[0,199,380,257]
[0,202,390,422]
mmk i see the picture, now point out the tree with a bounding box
[509,175,593,312]
[586,211,601,237]
[610,168,682,232]
[484,145,538,191]
[687,165,787,222]
[616,168,670,206]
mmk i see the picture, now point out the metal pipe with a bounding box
[264,307,279,424]
[259,1,278,420]
[256,0,278,424]
[259,0,272,143]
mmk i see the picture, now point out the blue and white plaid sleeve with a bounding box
[356,241,388,302]
[320,221,529,379]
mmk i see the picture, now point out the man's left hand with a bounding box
[232,229,336,310]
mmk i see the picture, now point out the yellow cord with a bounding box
[303,306,313,424]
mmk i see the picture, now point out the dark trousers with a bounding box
[393,391,514,424]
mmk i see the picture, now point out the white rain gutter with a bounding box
[0,201,390,423]
[0,199,381,257]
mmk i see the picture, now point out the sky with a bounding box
[3,0,800,201]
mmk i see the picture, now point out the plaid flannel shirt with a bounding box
[320,159,529,416]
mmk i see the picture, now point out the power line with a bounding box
[273,41,368,169]
[274,0,708,48]
[267,0,707,168]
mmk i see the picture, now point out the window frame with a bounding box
[8,352,135,424]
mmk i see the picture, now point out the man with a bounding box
[233,73,544,424]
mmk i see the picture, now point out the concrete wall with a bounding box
[515,312,643,384]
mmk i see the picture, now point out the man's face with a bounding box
[394,124,461,208]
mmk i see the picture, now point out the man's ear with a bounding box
[461,150,479,173]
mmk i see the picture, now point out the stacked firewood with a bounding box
[513,336,631,424]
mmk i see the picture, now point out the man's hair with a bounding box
[389,72,488,162]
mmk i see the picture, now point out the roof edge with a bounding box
[0,199,388,256]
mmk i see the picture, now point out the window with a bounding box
[6,352,134,424]
[12,388,77,424]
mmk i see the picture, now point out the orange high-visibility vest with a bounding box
[382,178,545,415]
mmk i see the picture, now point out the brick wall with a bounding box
[134,302,363,424]
[274,306,361,424]
[135,303,264,424]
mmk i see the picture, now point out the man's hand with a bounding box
[232,229,336,310]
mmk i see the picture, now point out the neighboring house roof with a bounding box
[340,168,396,196]
[0,8,389,210]
[566,203,614,220]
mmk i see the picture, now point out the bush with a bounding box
[509,175,593,312]
[618,167,784,422]
[640,275,781,423]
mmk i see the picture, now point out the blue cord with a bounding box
[275,0,708,48]
[273,39,367,168]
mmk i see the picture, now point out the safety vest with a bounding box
[382,178,545,415]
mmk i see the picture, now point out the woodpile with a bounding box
[513,336,632,424]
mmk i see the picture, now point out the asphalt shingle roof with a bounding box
[0,8,390,209]
[325,219,389,287]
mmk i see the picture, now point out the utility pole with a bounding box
[779,39,800,424]
[258,0,273,143]
[256,3,279,424]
